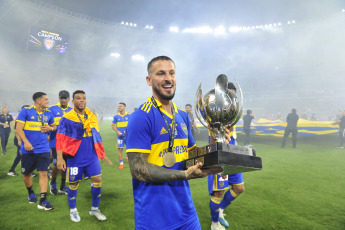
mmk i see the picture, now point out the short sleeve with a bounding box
[185,113,196,150]
[48,113,54,125]
[126,111,152,154]
[16,108,27,124]
[112,116,117,124]
[9,115,14,122]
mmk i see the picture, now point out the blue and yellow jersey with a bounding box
[112,112,130,135]
[126,97,198,229]
[49,103,73,148]
[16,106,54,154]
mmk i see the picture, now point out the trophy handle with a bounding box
[194,82,209,129]
[227,78,243,128]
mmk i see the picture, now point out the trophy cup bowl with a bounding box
[184,74,262,175]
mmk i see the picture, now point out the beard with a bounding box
[153,84,176,101]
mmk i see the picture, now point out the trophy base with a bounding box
[184,150,262,175]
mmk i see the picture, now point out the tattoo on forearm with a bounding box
[128,152,187,183]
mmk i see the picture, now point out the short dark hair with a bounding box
[185,104,192,108]
[119,102,126,107]
[247,109,252,115]
[32,92,46,102]
[21,105,30,109]
[227,82,237,92]
[147,56,175,74]
[292,109,297,114]
[73,90,86,99]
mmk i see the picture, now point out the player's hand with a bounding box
[41,125,52,133]
[24,141,33,151]
[102,157,113,166]
[196,129,200,134]
[224,127,231,143]
[117,131,122,136]
[4,124,9,128]
[57,158,66,171]
[185,162,221,179]
[17,140,21,147]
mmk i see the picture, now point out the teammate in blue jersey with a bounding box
[126,56,221,230]
[15,92,57,211]
[49,90,73,195]
[208,82,245,230]
[57,90,112,223]
[112,102,130,169]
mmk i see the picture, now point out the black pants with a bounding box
[339,129,345,147]
[0,128,11,152]
[281,127,298,148]
[244,129,251,146]
[10,144,21,172]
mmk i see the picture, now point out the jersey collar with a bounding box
[118,112,127,117]
[149,97,178,119]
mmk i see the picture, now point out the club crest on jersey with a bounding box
[181,123,188,135]
[43,116,48,122]
[44,38,55,50]
[21,168,25,173]
[70,176,75,181]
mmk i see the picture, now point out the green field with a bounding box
[1,120,345,230]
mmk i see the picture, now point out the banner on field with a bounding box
[196,118,339,136]
[28,27,68,54]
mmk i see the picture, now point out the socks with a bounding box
[68,184,79,209]
[220,189,238,210]
[91,182,102,208]
[119,160,123,165]
[51,177,56,184]
[60,179,66,190]
[40,192,47,203]
[209,196,222,222]
[27,186,34,195]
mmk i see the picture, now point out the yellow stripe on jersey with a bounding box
[148,139,189,166]
[24,121,46,131]
[141,101,150,112]
[116,121,128,128]
[146,102,153,113]
[126,148,151,154]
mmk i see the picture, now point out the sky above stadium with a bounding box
[46,0,344,30]
[1,0,345,117]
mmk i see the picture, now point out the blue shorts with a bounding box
[51,148,67,166]
[117,135,126,148]
[21,152,50,175]
[66,159,102,183]
[208,173,244,195]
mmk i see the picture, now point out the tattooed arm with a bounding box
[128,152,212,183]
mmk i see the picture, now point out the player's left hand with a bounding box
[102,157,113,166]
[41,125,52,133]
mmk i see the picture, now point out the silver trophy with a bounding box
[195,74,243,142]
[184,74,262,175]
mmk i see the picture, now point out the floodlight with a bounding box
[110,52,120,57]
[169,26,179,32]
[214,26,226,35]
[132,54,145,61]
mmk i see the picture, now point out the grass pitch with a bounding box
[0,120,345,229]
